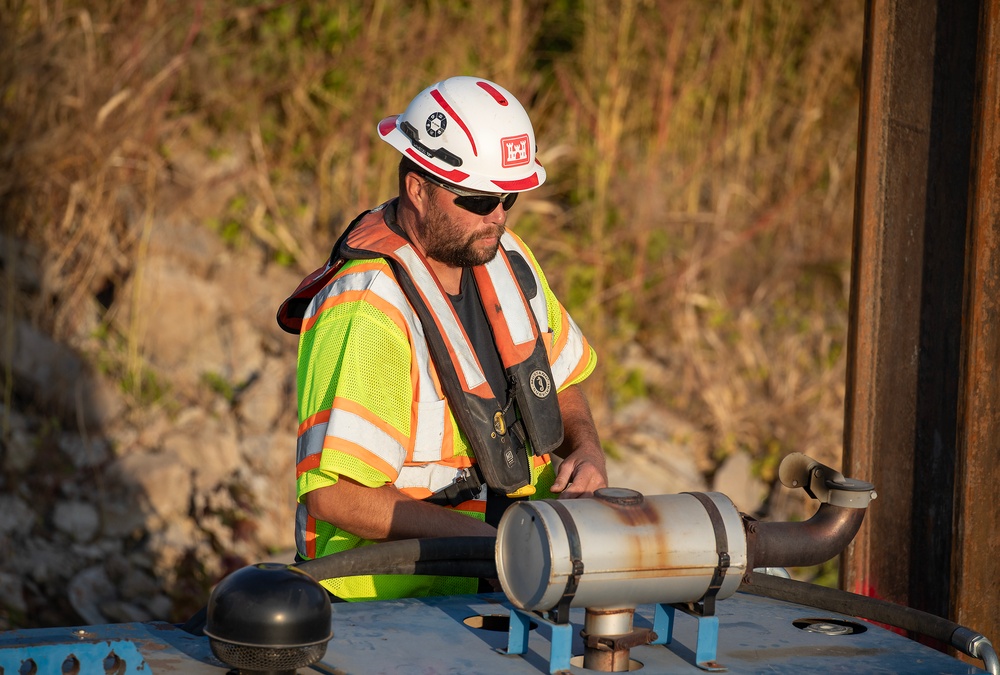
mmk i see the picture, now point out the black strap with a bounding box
[548,501,584,625]
[684,492,731,617]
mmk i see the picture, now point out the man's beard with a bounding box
[420,197,505,268]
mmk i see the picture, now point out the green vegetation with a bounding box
[2,0,861,511]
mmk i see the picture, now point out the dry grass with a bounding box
[2,0,864,485]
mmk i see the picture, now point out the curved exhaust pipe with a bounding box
[745,452,877,570]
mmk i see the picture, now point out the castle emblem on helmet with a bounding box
[501,134,530,167]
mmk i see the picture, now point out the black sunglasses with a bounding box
[417,170,518,216]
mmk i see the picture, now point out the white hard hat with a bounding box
[378,76,546,193]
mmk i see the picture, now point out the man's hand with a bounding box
[551,445,607,497]
[550,384,608,498]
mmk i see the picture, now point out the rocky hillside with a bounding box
[0,200,781,628]
[0,1,855,629]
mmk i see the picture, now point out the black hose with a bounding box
[292,536,497,582]
[742,572,998,674]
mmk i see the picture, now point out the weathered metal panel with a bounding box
[0,594,987,674]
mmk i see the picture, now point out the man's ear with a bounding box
[404,172,431,216]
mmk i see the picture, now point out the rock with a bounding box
[244,472,296,553]
[606,400,709,495]
[0,571,27,614]
[99,488,152,539]
[0,495,35,537]
[15,539,77,586]
[99,599,151,623]
[144,594,174,619]
[3,425,36,473]
[712,451,769,514]
[237,357,290,433]
[58,433,110,469]
[5,319,123,429]
[53,500,101,542]
[110,451,192,521]
[119,568,160,601]
[67,565,116,625]
[161,408,240,493]
[119,257,265,395]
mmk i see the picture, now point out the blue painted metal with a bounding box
[0,592,988,674]
[0,639,146,675]
[693,614,721,671]
[506,608,574,674]
[653,604,726,671]
[0,622,225,674]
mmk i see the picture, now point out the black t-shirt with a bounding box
[448,269,509,405]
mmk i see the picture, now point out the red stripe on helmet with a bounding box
[430,89,478,157]
[405,149,470,183]
[378,115,399,137]
[476,81,509,106]
[491,172,540,191]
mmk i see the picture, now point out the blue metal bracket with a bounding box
[651,603,726,672]
[502,608,574,675]
[0,638,147,674]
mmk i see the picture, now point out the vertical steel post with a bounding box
[843,0,942,610]
[953,0,1000,651]
[843,0,987,633]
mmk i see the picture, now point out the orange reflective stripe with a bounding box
[428,455,475,469]
[327,438,399,483]
[452,499,487,514]
[533,454,551,468]
[296,453,322,478]
[473,259,537,365]
[305,514,317,559]
[333,396,410,449]
[303,288,412,337]
[399,486,434,500]
[299,409,330,437]
[551,304,571,364]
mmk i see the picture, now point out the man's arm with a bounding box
[550,384,608,498]
[304,476,497,542]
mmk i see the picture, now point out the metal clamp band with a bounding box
[684,492,731,617]
[548,501,584,625]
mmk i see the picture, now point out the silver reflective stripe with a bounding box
[396,463,488,497]
[326,408,407,470]
[306,263,438,402]
[295,503,309,556]
[551,313,588,387]
[412,398,447,463]
[394,244,487,389]
[485,249,534,346]
[501,233,549,331]
[297,421,328,466]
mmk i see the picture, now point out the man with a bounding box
[278,76,607,601]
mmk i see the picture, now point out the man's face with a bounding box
[418,185,506,268]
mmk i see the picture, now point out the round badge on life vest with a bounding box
[493,410,507,436]
[529,369,552,398]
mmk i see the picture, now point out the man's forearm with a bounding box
[304,476,497,541]
[551,384,608,496]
